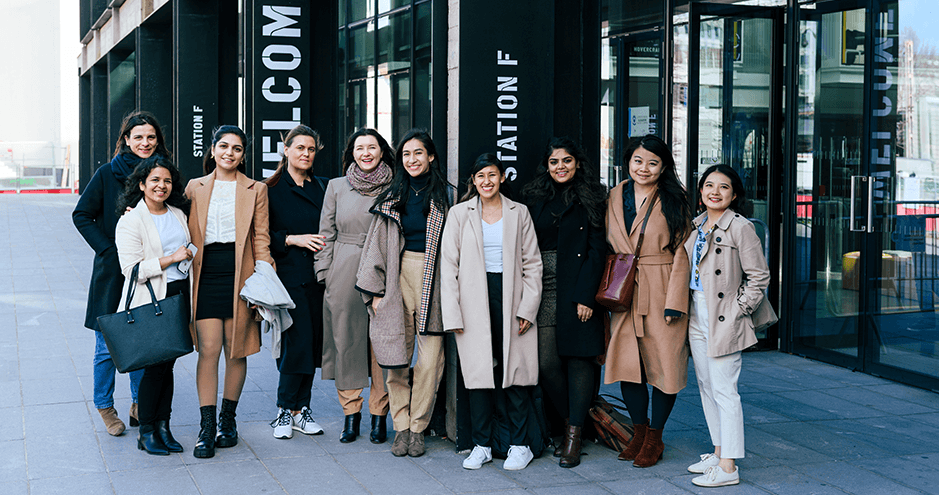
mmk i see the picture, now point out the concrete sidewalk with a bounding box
[2,194,938,495]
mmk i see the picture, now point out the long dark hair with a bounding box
[113,111,171,160]
[342,128,395,174]
[521,137,608,228]
[265,125,323,187]
[622,135,692,253]
[116,156,191,216]
[374,129,452,214]
[202,125,248,175]
[460,153,505,202]
[697,164,752,217]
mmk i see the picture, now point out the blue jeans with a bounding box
[93,331,143,409]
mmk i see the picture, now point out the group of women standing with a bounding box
[76,110,774,486]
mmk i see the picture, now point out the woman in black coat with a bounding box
[522,137,607,468]
[264,125,330,439]
[72,110,172,437]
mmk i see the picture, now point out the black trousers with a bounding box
[137,279,188,427]
[468,273,531,447]
[277,372,315,410]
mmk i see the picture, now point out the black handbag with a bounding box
[97,263,193,373]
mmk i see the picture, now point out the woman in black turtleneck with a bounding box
[356,129,451,458]
[522,137,608,468]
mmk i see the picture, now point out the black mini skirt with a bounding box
[196,243,235,320]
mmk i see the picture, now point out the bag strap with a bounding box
[123,263,140,312]
[633,190,659,256]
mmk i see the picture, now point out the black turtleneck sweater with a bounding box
[533,182,573,252]
[402,172,430,252]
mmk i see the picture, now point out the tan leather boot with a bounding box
[98,407,126,436]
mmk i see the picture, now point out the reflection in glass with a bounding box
[349,22,375,80]
[378,11,411,73]
[600,34,616,186]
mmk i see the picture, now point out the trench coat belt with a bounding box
[630,254,675,338]
[337,233,367,247]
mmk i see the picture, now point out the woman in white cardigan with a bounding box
[115,156,193,456]
[440,153,542,471]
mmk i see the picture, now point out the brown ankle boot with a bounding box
[633,427,664,468]
[558,424,583,468]
[98,407,126,436]
[554,418,569,457]
[617,422,647,461]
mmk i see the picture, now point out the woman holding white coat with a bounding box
[440,153,543,471]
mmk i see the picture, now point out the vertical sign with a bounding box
[247,3,311,179]
[870,2,898,201]
[457,1,553,195]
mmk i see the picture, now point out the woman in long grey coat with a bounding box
[316,128,394,444]
[440,154,543,471]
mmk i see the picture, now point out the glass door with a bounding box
[788,2,868,368]
[688,4,783,346]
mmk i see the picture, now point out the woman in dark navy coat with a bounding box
[264,125,330,439]
[73,111,171,436]
[522,137,607,468]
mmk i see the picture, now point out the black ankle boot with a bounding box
[340,412,361,443]
[155,419,183,453]
[193,405,216,459]
[217,398,238,448]
[370,414,387,444]
[138,424,170,456]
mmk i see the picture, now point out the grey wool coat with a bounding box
[355,198,447,369]
[684,210,777,358]
[440,195,543,389]
[316,178,379,389]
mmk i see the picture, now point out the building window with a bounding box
[338,0,432,147]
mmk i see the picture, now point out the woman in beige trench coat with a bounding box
[440,153,542,471]
[604,135,692,468]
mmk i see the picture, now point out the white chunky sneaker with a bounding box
[462,445,493,470]
[271,408,294,439]
[692,465,740,487]
[503,445,534,471]
[292,406,324,435]
[688,452,721,473]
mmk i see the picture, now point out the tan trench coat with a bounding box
[185,170,273,360]
[440,196,543,389]
[684,210,776,358]
[603,181,691,394]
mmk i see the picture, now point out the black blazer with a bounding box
[72,160,127,330]
[529,199,607,357]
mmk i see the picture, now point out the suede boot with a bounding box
[617,422,647,461]
[129,402,139,427]
[391,430,410,457]
[370,414,387,444]
[155,419,183,453]
[138,424,169,456]
[633,427,664,468]
[98,407,126,436]
[193,405,216,459]
[216,398,238,448]
[559,424,583,468]
[340,412,361,443]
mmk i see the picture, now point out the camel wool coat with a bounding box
[603,181,691,394]
[684,210,777,358]
[185,170,274,360]
[440,195,543,389]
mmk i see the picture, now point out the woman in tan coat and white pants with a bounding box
[604,135,692,468]
[440,153,542,471]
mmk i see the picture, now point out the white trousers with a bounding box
[688,290,745,459]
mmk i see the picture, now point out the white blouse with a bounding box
[151,210,189,282]
[205,180,237,244]
[482,218,503,273]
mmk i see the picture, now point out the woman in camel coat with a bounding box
[604,135,692,469]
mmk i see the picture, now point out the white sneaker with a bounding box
[692,465,740,487]
[688,453,721,473]
[271,408,293,439]
[462,445,493,470]
[292,407,324,435]
[503,445,534,471]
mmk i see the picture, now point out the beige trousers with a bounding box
[386,250,445,433]
[336,347,389,416]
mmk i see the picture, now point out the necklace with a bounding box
[411,183,429,196]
